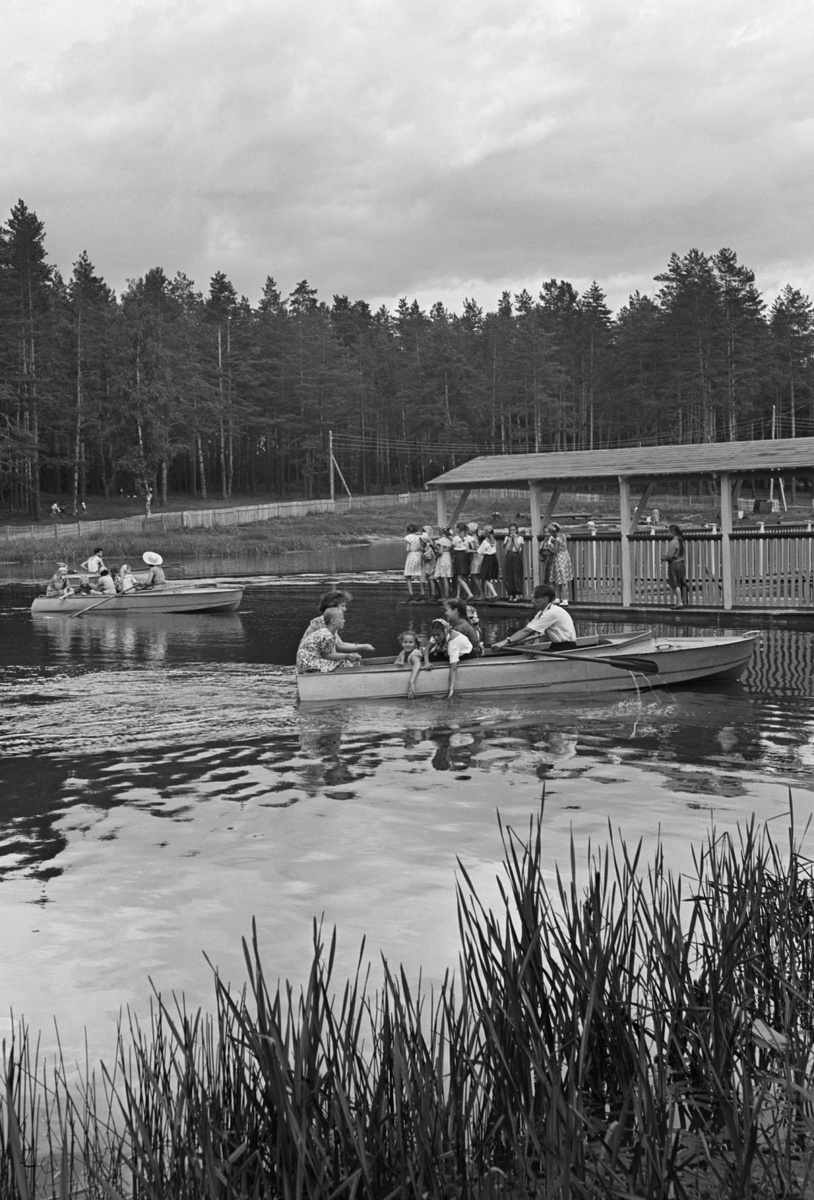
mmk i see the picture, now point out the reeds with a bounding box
[4,800,814,1198]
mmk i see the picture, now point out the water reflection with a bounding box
[31,612,245,665]
[3,575,814,1069]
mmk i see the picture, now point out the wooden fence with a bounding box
[1,488,539,544]
[495,526,814,609]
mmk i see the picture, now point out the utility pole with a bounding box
[328,429,335,502]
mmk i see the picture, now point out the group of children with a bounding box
[394,596,483,699]
[404,518,573,605]
[403,521,504,602]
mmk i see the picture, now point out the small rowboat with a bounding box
[296,631,758,703]
[31,585,243,616]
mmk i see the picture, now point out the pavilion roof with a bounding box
[427,437,814,488]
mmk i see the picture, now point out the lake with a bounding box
[2,555,814,1071]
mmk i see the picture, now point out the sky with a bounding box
[3,0,814,316]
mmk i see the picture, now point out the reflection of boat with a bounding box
[297,631,758,703]
[31,585,243,615]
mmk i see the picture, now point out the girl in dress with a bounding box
[451,522,474,600]
[477,526,499,598]
[502,523,526,601]
[432,527,453,599]
[549,523,573,605]
[403,523,425,600]
[420,526,439,598]
[466,522,483,597]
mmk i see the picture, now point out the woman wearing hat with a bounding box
[138,551,166,589]
[45,563,75,600]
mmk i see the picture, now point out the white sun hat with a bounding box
[142,551,163,566]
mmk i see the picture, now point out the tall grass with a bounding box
[4,802,814,1198]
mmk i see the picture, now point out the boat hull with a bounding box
[31,586,243,615]
[296,632,758,703]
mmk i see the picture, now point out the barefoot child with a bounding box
[403,524,425,600]
[394,630,424,699]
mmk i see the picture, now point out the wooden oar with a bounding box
[494,643,661,674]
[70,591,125,619]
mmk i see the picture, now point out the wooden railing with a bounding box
[567,528,814,608]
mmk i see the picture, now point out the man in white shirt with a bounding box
[494,584,577,651]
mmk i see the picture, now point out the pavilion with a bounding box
[427,437,814,610]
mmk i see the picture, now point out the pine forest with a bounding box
[1,198,813,517]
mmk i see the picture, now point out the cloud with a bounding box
[2,0,813,312]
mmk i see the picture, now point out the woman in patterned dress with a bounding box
[549,523,573,604]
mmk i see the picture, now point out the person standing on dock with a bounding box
[502,523,526,601]
[549,523,573,605]
[662,524,688,607]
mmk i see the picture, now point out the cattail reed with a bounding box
[3,800,814,1197]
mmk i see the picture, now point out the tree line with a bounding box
[1,198,813,517]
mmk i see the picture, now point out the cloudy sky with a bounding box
[3,0,813,314]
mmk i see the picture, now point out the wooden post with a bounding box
[619,476,632,607]
[449,488,471,527]
[436,486,448,528]
[720,470,733,610]
[530,481,542,587]
[540,484,562,527]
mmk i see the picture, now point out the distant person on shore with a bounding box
[45,563,74,600]
[296,607,363,673]
[50,502,61,518]
[139,551,166,589]
[502,523,526,601]
[662,524,688,607]
[549,523,573,605]
[403,524,425,601]
[493,583,577,651]
[394,630,424,698]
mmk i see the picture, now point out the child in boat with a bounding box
[442,598,483,655]
[394,630,424,699]
[423,617,474,700]
[403,524,425,600]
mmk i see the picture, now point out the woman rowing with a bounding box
[493,583,577,652]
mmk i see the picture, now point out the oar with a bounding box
[70,591,125,619]
[493,643,661,674]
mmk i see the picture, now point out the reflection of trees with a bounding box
[0,691,778,885]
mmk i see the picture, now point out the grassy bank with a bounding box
[3,803,814,1198]
[3,501,444,564]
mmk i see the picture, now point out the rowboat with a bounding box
[31,585,243,616]
[296,631,758,703]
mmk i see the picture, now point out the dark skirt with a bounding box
[480,554,499,581]
[544,640,577,652]
[452,550,471,577]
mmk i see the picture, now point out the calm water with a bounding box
[2,556,814,1069]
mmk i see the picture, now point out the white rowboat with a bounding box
[296,631,758,703]
[31,586,243,615]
